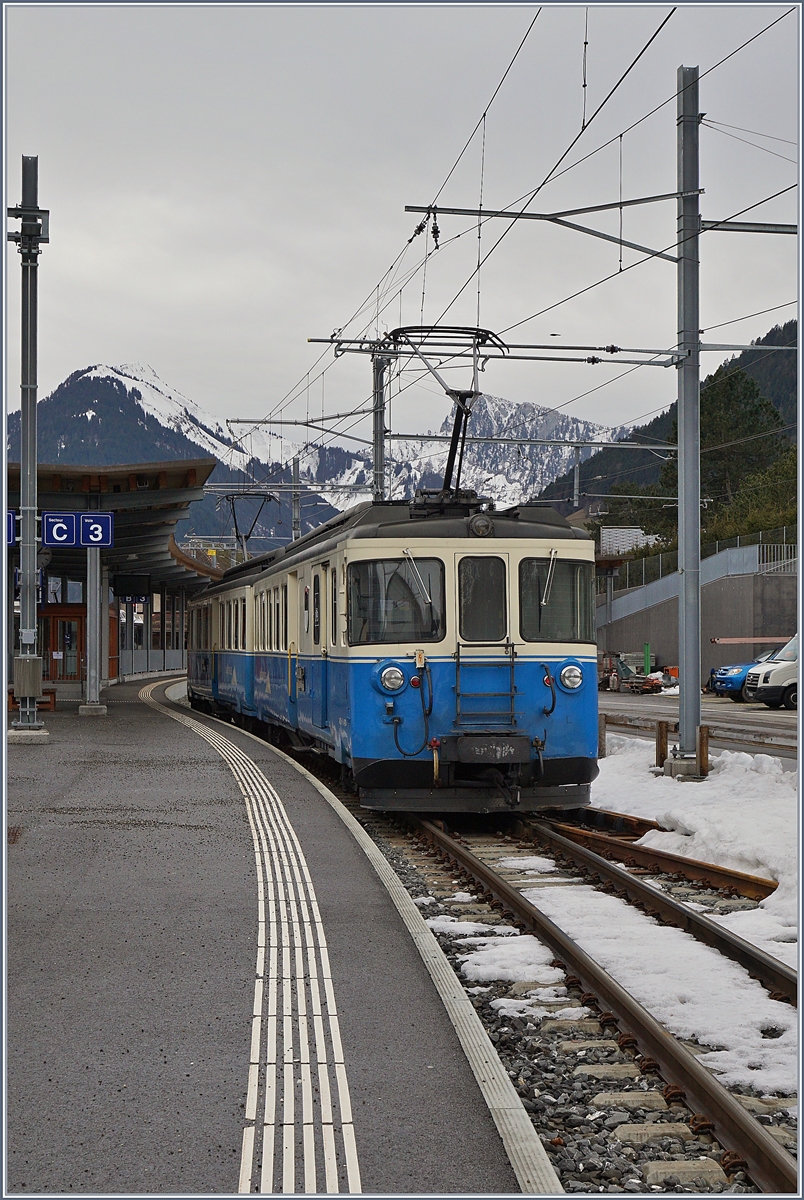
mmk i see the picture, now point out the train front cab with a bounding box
[344,539,598,813]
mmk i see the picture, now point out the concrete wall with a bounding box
[597,571,796,680]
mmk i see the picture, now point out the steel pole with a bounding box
[291,457,301,541]
[80,545,106,715]
[372,356,388,500]
[14,158,44,728]
[573,446,581,508]
[677,66,702,756]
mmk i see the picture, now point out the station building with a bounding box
[7,459,221,702]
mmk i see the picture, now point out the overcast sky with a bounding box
[5,3,799,458]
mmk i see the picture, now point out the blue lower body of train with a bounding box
[188,649,597,813]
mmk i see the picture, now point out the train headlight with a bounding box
[380,665,405,691]
[560,664,583,689]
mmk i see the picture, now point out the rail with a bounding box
[527,820,794,1002]
[413,817,798,1194]
[538,815,777,901]
[601,711,797,753]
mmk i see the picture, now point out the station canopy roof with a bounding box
[7,458,223,592]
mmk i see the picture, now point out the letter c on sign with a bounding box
[52,521,69,543]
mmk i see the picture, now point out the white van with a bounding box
[745,634,797,710]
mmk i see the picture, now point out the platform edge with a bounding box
[265,744,565,1197]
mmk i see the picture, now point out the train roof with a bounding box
[196,493,590,597]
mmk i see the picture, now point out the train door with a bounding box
[211,598,221,698]
[453,552,515,726]
[312,563,329,729]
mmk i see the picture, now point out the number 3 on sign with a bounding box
[79,512,114,547]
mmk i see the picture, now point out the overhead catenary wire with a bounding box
[226,7,797,501]
[431,7,678,326]
[581,8,589,129]
[501,184,798,334]
[702,120,798,165]
[532,7,797,196]
[701,301,797,333]
[702,118,796,147]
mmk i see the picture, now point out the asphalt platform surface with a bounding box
[6,679,520,1195]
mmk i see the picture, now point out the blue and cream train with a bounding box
[187,491,599,812]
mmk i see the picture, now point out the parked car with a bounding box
[744,635,798,709]
[711,649,778,702]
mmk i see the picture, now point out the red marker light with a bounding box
[410,676,421,688]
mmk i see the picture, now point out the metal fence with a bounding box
[596,525,797,594]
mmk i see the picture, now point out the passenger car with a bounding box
[711,649,778,702]
[744,635,798,709]
[187,491,599,813]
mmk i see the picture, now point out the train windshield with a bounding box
[519,559,595,643]
[348,558,445,644]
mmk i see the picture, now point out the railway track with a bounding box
[520,820,795,1005]
[599,702,797,756]
[536,807,779,902]
[407,816,797,1193]
[200,706,798,1194]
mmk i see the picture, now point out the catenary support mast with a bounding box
[372,356,389,500]
[677,66,701,758]
[8,156,49,734]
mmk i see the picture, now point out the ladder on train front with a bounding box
[454,642,517,726]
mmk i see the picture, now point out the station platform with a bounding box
[6,677,555,1195]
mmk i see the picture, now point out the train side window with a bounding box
[241,597,246,648]
[312,575,320,645]
[226,601,232,649]
[233,599,239,650]
[459,556,506,642]
[519,559,595,643]
[282,585,288,650]
[331,568,337,646]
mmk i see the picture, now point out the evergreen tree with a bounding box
[659,365,785,510]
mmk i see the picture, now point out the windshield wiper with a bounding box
[402,547,432,604]
[540,549,559,608]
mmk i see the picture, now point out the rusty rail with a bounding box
[414,817,798,1194]
[526,820,795,1004]
[538,818,778,901]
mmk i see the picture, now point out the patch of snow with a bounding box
[83,408,97,422]
[448,890,476,903]
[491,996,592,1022]
[520,881,797,1094]
[590,735,798,970]
[413,895,436,907]
[426,917,501,936]
[496,855,558,874]
[457,933,566,984]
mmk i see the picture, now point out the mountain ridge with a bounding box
[6,364,634,532]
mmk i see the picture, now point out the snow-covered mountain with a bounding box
[7,363,631,518]
[384,394,631,507]
[81,363,307,475]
